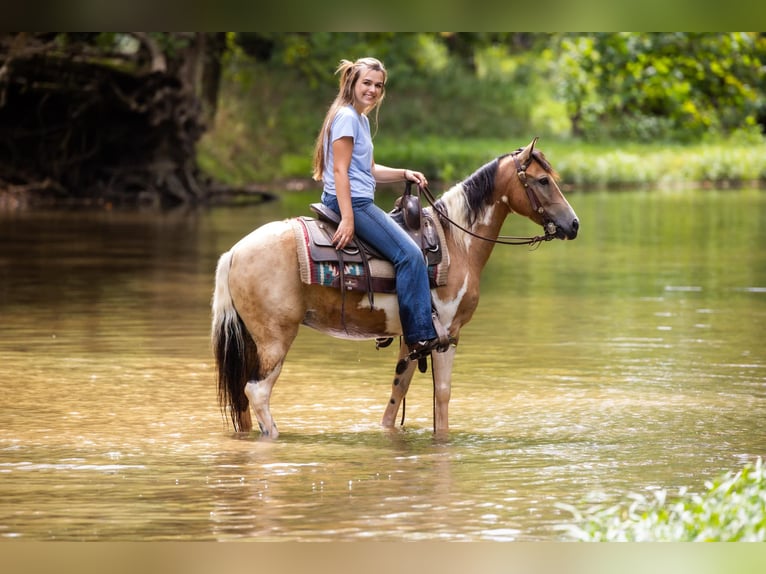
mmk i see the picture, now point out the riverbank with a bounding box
[4,136,765,211]
[199,134,766,195]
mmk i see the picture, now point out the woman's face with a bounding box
[353,68,385,113]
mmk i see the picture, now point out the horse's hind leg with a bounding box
[244,362,283,439]
[382,344,418,428]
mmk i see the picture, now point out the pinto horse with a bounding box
[212,138,579,438]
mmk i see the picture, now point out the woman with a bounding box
[312,57,443,361]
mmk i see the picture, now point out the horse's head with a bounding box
[500,137,579,240]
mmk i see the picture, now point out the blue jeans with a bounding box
[322,192,437,344]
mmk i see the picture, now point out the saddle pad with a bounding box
[290,214,449,295]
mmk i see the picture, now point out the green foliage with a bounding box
[557,458,766,541]
[198,51,330,183]
[199,39,552,183]
[235,32,429,89]
[553,33,766,142]
[198,33,766,186]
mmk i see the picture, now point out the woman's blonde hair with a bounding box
[311,57,387,182]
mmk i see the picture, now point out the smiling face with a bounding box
[352,68,385,114]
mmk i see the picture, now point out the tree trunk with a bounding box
[0,32,244,208]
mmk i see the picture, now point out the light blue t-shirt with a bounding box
[322,105,376,200]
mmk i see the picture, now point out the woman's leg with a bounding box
[322,194,437,344]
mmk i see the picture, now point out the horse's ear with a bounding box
[517,136,539,164]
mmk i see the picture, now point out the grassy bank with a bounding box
[199,132,766,193]
[376,136,766,190]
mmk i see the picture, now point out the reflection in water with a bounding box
[0,190,764,540]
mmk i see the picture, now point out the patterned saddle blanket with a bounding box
[290,205,449,296]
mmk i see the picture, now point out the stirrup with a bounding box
[375,337,394,349]
[395,337,449,375]
[394,308,451,375]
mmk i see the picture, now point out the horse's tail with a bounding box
[211,249,259,432]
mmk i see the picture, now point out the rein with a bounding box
[417,152,556,247]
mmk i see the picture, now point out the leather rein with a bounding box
[418,150,558,247]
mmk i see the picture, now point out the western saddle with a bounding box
[297,182,451,360]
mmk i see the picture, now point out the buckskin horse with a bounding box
[212,137,579,438]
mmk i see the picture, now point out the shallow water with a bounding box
[1,189,764,540]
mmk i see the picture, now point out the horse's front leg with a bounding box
[382,343,417,428]
[431,346,457,435]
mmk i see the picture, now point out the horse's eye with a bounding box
[539,176,549,186]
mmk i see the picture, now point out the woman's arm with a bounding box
[332,136,355,250]
[373,162,429,187]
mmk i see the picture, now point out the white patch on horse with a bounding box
[440,183,472,252]
[434,274,469,329]
[358,293,402,334]
[479,203,496,227]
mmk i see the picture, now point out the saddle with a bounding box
[291,182,452,364]
[292,182,449,298]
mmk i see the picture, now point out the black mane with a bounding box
[461,158,499,226]
[460,150,557,226]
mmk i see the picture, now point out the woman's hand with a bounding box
[403,168,428,187]
[333,217,355,251]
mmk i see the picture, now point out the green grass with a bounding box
[556,458,766,541]
[200,131,766,191]
[374,137,766,190]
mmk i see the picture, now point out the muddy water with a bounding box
[1,189,764,540]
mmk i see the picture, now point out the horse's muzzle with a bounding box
[553,217,579,240]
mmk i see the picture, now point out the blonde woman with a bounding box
[312,57,442,360]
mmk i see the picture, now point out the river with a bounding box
[0,188,764,540]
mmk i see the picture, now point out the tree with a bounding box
[553,32,766,142]
[0,32,230,207]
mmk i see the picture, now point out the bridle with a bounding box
[418,149,558,247]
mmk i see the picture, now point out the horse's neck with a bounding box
[468,201,509,269]
[441,186,508,273]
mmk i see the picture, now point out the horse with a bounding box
[212,137,579,438]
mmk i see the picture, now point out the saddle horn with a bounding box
[401,181,422,231]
